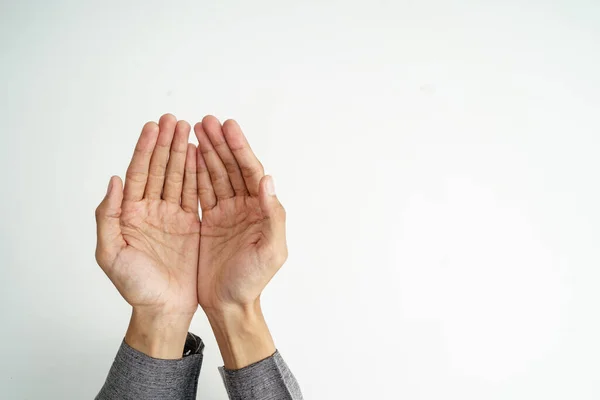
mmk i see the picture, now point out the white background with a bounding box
[1,0,599,399]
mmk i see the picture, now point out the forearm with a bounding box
[205,300,275,370]
[96,308,204,400]
[125,307,194,359]
[205,300,303,400]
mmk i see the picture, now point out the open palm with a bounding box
[95,115,201,315]
[193,117,287,309]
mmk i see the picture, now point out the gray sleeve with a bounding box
[219,350,303,400]
[96,333,204,400]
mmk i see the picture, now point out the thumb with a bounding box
[258,175,287,261]
[259,175,285,220]
[95,176,125,269]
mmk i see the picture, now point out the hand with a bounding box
[95,114,200,358]
[194,116,287,310]
[194,116,288,368]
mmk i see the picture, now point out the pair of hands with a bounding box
[95,114,287,367]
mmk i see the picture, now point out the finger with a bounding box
[196,146,217,210]
[194,120,235,200]
[123,122,159,201]
[257,175,288,266]
[145,113,177,200]
[163,120,191,203]
[202,116,248,196]
[222,119,264,196]
[181,143,199,213]
[95,176,126,269]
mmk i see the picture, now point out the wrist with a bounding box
[124,307,194,359]
[204,300,276,370]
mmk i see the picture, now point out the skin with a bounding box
[95,114,287,367]
[195,116,287,368]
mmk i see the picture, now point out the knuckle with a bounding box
[197,162,209,173]
[240,164,261,179]
[171,146,188,155]
[185,165,197,175]
[198,186,213,196]
[183,185,197,195]
[126,170,147,183]
[213,140,229,151]
[149,163,167,177]
[133,146,153,157]
[224,161,240,175]
[213,171,229,183]
[167,170,184,184]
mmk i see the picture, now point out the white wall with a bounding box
[1,0,599,398]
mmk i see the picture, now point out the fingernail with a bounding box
[266,176,276,196]
[107,178,113,195]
